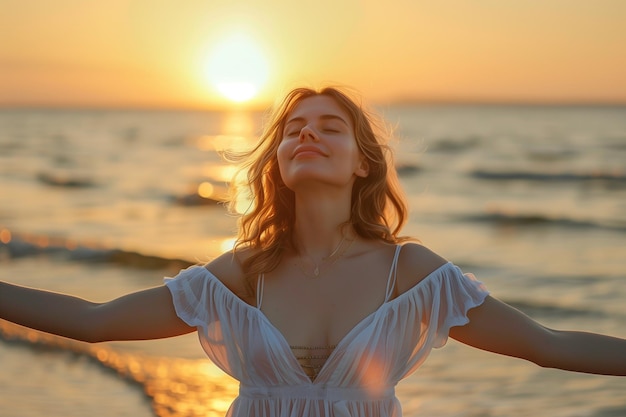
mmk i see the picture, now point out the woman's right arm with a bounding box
[0,281,195,343]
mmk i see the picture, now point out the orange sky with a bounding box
[1,0,626,109]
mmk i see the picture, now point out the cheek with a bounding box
[276,140,292,178]
[276,140,289,166]
[340,141,362,165]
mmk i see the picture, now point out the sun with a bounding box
[204,33,269,103]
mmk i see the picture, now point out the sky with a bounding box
[1,0,626,109]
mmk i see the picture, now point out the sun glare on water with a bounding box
[204,33,269,103]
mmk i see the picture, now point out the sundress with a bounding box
[165,245,489,416]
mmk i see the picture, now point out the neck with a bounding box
[292,191,352,259]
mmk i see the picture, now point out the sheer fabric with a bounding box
[164,247,489,417]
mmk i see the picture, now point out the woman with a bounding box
[1,86,625,417]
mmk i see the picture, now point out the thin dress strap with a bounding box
[256,274,265,309]
[384,245,403,302]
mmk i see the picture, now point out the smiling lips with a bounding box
[292,145,328,159]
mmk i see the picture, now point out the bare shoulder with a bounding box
[396,242,449,294]
[203,248,255,301]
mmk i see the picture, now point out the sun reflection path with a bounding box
[190,111,260,216]
[137,357,238,417]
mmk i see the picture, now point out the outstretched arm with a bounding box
[450,296,626,376]
[0,281,194,343]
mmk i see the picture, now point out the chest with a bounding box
[258,253,393,347]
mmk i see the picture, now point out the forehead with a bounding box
[285,95,352,126]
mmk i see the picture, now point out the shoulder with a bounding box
[203,247,256,302]
[395,242,449,294]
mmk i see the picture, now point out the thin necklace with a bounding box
[297,236,354,278]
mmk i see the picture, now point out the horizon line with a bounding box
[1,97,626,112]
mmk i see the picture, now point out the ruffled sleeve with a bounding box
[422,262,489,348]
[379,262,490,382]
[164,265,212,329]
[163,265,282,383]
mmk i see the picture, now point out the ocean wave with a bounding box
[457,212,626,233]
[0,229,194,270]
[171,192,225,206]
[395,163,421,177]
[0,320,237,417]
[428,136,482,153]
[36,171,99,188]
[470,169,626,184]
[0,320,149,397]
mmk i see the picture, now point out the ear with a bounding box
[355,157,369,178]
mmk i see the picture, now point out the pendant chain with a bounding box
[296,236,354,278]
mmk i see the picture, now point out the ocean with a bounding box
[1,104,625,416]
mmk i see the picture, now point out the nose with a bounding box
[299,125,319,142]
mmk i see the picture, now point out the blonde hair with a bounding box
[229,86,410,281]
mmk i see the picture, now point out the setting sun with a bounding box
[204,33,270,103]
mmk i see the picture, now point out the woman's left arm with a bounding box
[449,295,626,376]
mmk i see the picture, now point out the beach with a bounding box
[1,104,626,416]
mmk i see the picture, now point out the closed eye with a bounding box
[286,128,339,136]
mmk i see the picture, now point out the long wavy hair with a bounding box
[228,86,410,284]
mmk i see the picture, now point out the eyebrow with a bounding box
[284,114,350,127]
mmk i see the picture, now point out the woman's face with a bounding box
[277,95,369,191]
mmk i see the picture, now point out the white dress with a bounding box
[164,245,489,417]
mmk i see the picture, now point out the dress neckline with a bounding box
[194,260,454,384]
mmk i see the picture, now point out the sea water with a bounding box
[1,105,625,416]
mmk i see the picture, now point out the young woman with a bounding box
[1,87,625,417]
